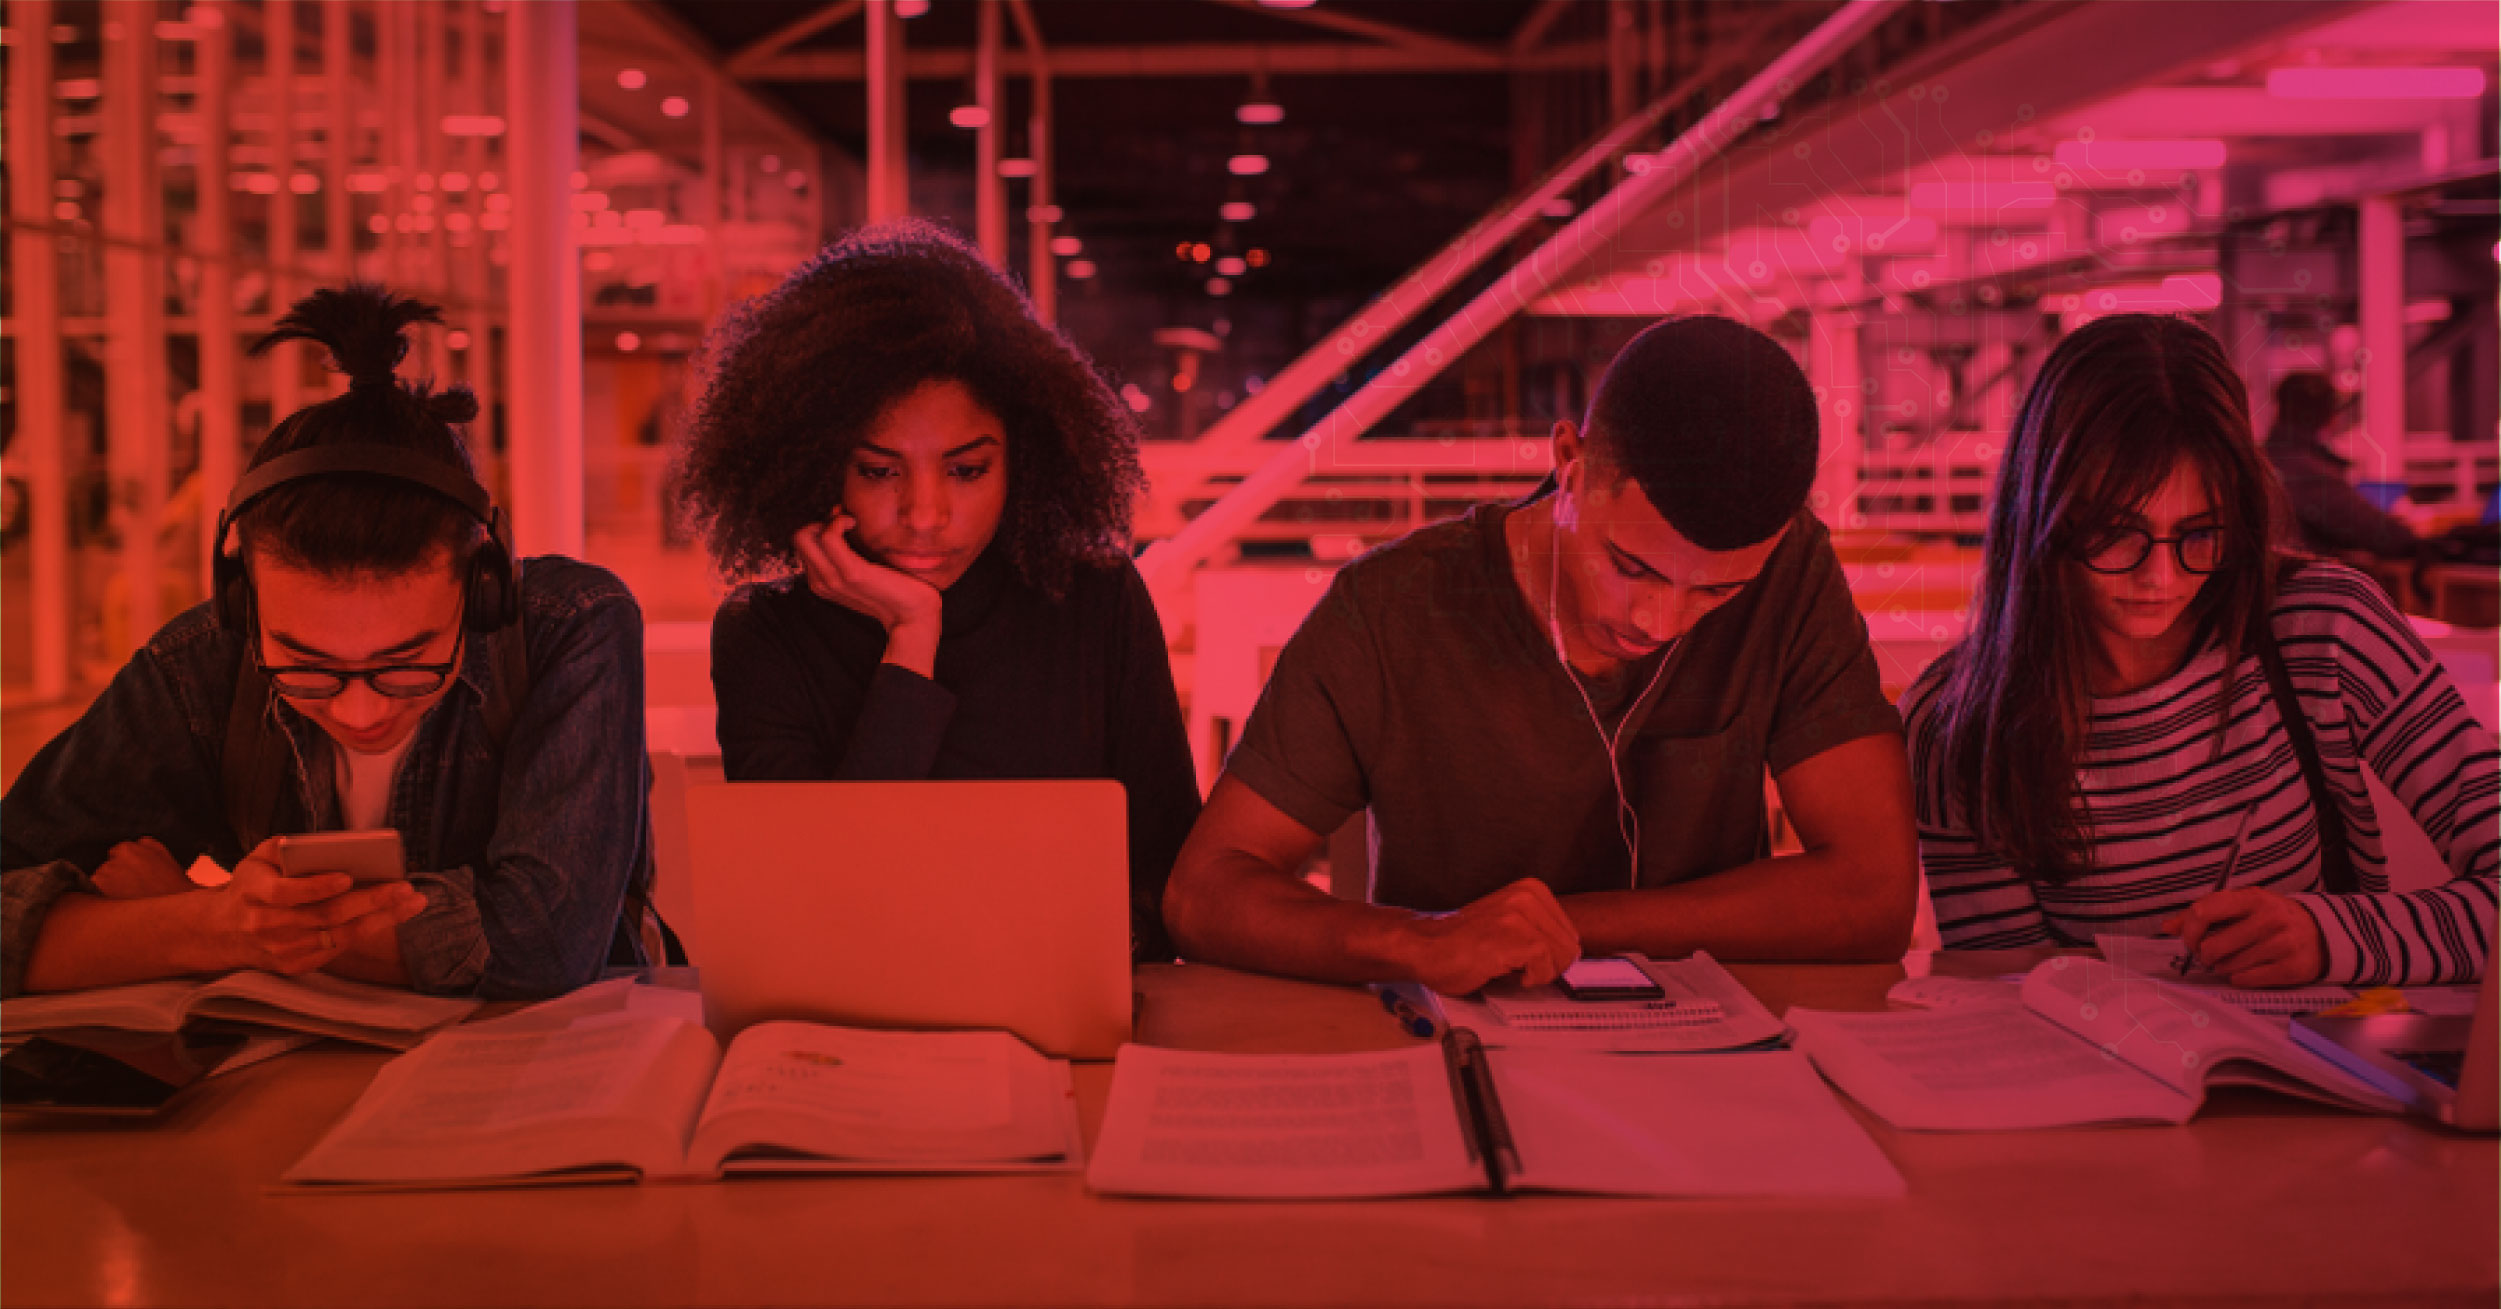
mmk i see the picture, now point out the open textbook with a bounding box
[1,971,478,1050]
[1791,957,2406,1131]
[1401,952,1789,1052]
[1086,1031,1903,1200]
[285,1007,1081,1189]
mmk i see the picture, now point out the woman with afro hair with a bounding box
[675,221,1199,961]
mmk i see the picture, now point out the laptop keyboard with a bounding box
[2391,1047,2464,1090]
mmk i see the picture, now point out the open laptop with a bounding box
[679,778,1133,1059]
[2291,960,2498,1132]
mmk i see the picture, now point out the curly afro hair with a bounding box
[672,219,1146,597]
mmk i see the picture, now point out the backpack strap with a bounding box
[2253,622,2358,895]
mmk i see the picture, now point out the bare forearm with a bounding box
[1565,846,1915,963]
[19,893,212,993]
[1166,852,1424,984]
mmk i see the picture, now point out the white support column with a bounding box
[2356,194,2407,487]
[1008,0,1052,322]
[267,0,302,417]
[420,0,450,384]
[1809,264,1865,530]
[1027,62,1054,324]
[461,0,498,488]
[504,0,583,556]
[8,0,72,699]
[699,68,725,319]
[974,0,1005,264]
[198,1,243,598]
[865,0,908,221]
[325,0,352,285]
[378,0,404,284]
[103,4,169,642]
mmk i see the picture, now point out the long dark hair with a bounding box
[672,219,1144,598]
[1928,314,2287,882]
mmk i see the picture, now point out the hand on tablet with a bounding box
[1400,878,1581,996]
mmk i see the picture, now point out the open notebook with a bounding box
[284,1009,1081,1189]
[1791,957,2405,1131]
[2,971,478,1050]
[1085,1030,1903,1200]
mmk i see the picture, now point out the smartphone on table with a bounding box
[1555,954,1668,1001]
[276,831,407,883]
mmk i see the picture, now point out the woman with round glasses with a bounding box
[1903,314,2495,987]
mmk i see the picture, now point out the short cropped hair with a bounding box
[1583,315,1819,550]
[239,285,483,577]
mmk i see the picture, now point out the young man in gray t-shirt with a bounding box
[1163,316,1916,995]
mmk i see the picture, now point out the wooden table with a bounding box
[7,953,2494,1307]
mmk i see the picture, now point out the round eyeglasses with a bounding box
[253,635,464,700]
[2076,525,2225,576]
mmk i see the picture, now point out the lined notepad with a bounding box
[2092,936,2355,1017]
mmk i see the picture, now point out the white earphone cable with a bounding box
[1546,521,1674,890]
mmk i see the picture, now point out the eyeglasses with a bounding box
[2076,525,2226,575]
[253,633,465,700]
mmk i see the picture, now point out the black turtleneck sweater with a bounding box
[708,544,1200,961]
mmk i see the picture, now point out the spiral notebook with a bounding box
[1407,952,1786,1051]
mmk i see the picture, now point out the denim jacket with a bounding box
[1,556,653,999]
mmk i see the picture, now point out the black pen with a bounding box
[2177,802,2258,977]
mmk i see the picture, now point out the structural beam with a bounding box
[505,0,584,555]
[1509,0,1575,54]
[324,0,352,288]
[2355,193,2407,486]
[1010,0,1054,324]
[747,40,1556,80]
[197,1,243,598]
[1139,0,1908,597]
[8,0,72,698]
[1807,263,1866,531]
[726,0,864,76]
[865,0,909,220]
[103,4,170,642]
[1166,11,1782,478]
[1590,1,2371,280]
[268,0,302,417]
[975,0,1006,265]
[462,0,500,489]
[1205,0,1493,61]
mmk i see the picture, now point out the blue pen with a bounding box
[1375,986,1438,1038]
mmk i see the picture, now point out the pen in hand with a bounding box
[2175,801,2259,977]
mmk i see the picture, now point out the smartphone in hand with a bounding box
[275,831,407,883]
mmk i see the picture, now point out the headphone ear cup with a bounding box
[463,508,522,631]
[211,511,249,633]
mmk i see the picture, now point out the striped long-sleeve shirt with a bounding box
[1903,562,2498,985]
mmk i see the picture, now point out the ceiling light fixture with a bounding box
[1227,154,1269,176]
[1220,201,1256,222]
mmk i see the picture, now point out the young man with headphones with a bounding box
[1,287,656,1000]
[1163,316,1917,995]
